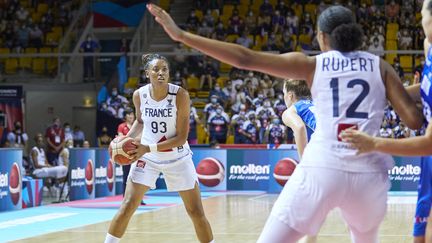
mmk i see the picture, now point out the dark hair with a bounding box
[141,53,169,71]
[123,108,134,117]
[318,6,363,52]
[284,79,311,99]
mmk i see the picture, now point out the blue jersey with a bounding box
[293,99,316,141]
[414,45,432,237]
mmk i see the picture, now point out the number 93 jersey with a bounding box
[138,83,191,164]
[301,50,393,172]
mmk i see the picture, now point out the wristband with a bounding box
[149,144,158,153]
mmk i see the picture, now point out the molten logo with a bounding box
[388,165,421,176]
[230,164,270,175]
[0,173,8,188]
[71,168,85,179]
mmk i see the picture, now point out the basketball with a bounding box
[109,136,137,165]
[273,158,298,186]
[196,157,225,187]
[106,159,115,192]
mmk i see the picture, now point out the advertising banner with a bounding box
[193,149,227,191]
[95,149,115,197]
[0,149,23,211]
[69,149,96,200]
[22,177,43,208]
[388,156,421,192]
[115,164,124,195]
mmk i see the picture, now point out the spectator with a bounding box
[369,29,384,47]
[368,37,384,57]
[82,140,90,148]
[398,28,413,50]
[171,70,187,88]
[262,32,280,51]
[204,95,222,120]
[58,123,71,143]
[257,12,271,37]
[79,35,100,82]
[273,93,287,117]
[98,126,112,148]
[197,21,213,38]
[16,24,30,48]
[117,108,135,137]
[231,105,248,143]
[280,31,295,53]
[227,9,244,35]
[264,116,286,144]
[186,9,200,31]
[380,120,394,138]
[260,74,275,98]
[210,83,227,103]
[385,0,400,22]
[72,125,85,147]
[203,9,215,27]
[244,10,257,32]
[285,9,299,35]
[199,59,218,90]
[7,121,28,149]
[45,117,65,165]
[32,133,68,180]
[207,106,230,144]
[189,102,205,144]
[271,10,286,34]
[214,21,227,41]
[275,0,288,16]
[259,0,273,16]
[414,55,425,82]
[107,87,129,117]
[256,98,276,141]
[393,58,404,78]
[58,5,70,27]
[232,84,247,113]
[244,80,257,100]
[240,112,260,144]
[119,37,129,54]
[15,6,28,23]
[236,31,253,48]
[29,24,43,48]
[253,90,265,108]
[298,27,312,50]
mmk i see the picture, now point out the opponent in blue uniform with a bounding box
[341,2,432,241]
[282,79,316,159]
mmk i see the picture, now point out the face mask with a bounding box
[87,37,91,42]
[258,94,264,99]
[264,102,271,107]
[102,104,107,109]
[273,119,280,125]
[68,145,73,148]
[239,111,245,116]
[112,91,118,96]
[278,95,283,100]
[216,109,222,114]
[421,60,425,65]
[211,98,217,103]
[215,87,221,91]
[248,72,254,77]
[65,127,71,132]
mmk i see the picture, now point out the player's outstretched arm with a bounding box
[382,59,423,130]
[147,4,315,83]
[282,106,308,159]
[341,122,432,156]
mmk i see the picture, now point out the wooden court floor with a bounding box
[12,194,415,243]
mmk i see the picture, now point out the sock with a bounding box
[209,240,215,243]
[104,233,121,243]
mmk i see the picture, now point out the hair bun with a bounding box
[330,23,363,52]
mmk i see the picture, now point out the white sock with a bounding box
[104,233,120,243]
[209,240,215,243]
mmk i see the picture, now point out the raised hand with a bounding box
[339,129,377,155]
[146,4,184,42]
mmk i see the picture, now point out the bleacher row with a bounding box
[1,47,59,74]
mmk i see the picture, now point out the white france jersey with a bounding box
[301,50,394,172]
[139,83,191,164]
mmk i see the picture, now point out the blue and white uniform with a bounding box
[266,51,393,240]
[130,84,198,192]
[293,99,316,141]
[414,45,432,237]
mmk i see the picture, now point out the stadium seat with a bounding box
[304,3,317,16]
[216,77,229,87]
[197,91,210,98]
[159,0,170,10]
[19,56,32,70]
[52,26,63,37]
[226,34,239,43]
[385,53,397,65]
[219,62,232,73]
[226,135,234,144]
[386,29,397,41]
[5,59,18,74]
[39,47,52,53]
[45,32,60,45]
[0,48,10,64]
[189,92,196,98]
[31,12,42,23]
[25,47,37,54]
[187,75,200,91]
[222,5,234,17]
[193,101,206,109]
[400,55,413,72]
[46,58,57,73]
[386,23,399,32]
[385,40,397,50]
[37,3,49,15]
[238,5,248,16]
[32,58,45,74]
[125,77,139,89]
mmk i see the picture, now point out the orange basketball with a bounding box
[109,136,137,165]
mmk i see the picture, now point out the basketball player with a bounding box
[340,2,432,242]
[281,79,315,159]
[105,54,214,243]
[147,4,423,242]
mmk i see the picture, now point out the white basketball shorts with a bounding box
[129,157,198,192]
[271,166,390,235]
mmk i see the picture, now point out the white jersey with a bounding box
[31,146,46,167]
[139,83,191,164]
[301,50,394,172]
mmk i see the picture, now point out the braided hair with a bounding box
[141,53,169,71]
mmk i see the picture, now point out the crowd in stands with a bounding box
[0,0,80,75]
